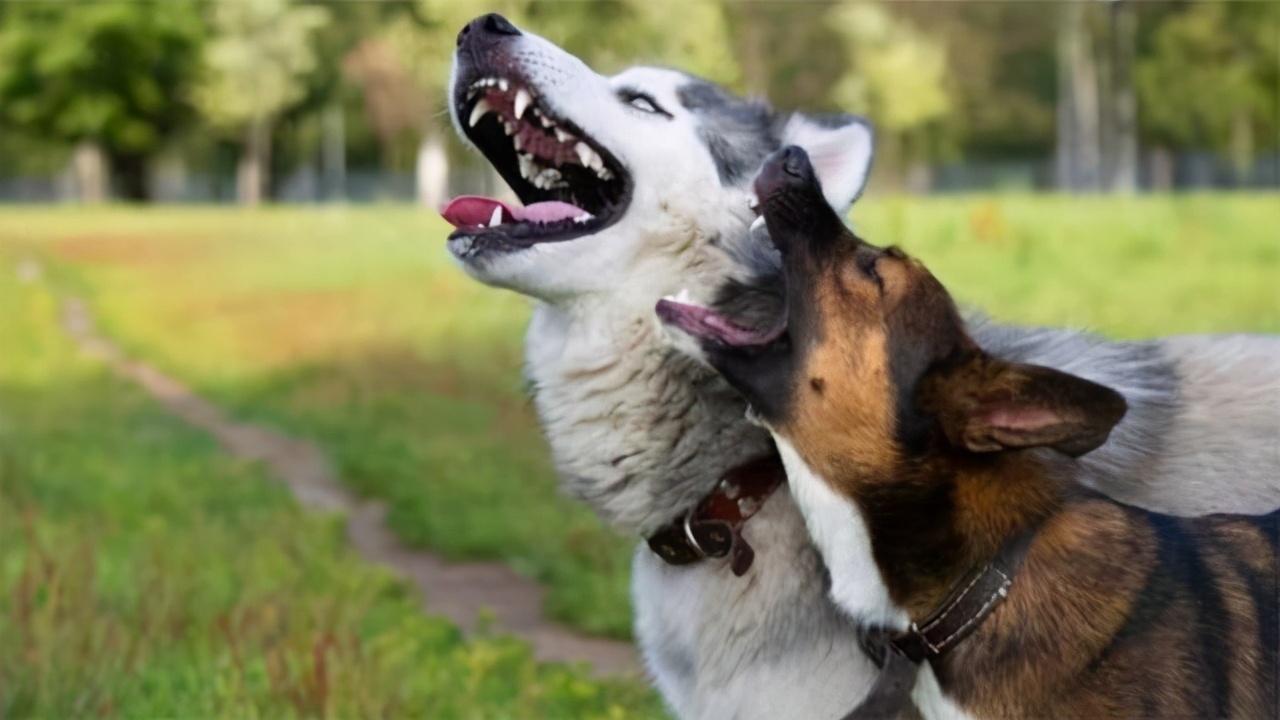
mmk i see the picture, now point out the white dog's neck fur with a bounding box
[524,205,774,535]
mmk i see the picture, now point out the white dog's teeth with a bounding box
[488,205,503,227]
[750,215,767,233]
[503,121,515,136]
[574,142,598,168]
[514,89,532,119]
[597,166,613,180]
[676,288,693,304]
[512,133,523,151]
[518,153,536,180]
[554,127,572,143]
[573,213,592,224]
[497,78,509,92]
[468,99,491,127]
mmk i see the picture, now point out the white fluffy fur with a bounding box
[773,436,906,630]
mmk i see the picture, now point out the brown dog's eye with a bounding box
[856,253,884,292]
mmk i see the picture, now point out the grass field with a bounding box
[0,248,665,717]
[1,194,1276,715]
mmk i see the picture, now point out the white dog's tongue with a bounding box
[441,195,588,228]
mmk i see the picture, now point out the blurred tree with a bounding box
[0,2,206,201]
[1056,0,1103,191]
[827,2,952,189]
[197,0,329,205]
[343,37,427,174]
[1138,0,1280,177]
[1102,0,1138,192]
[893,2,1056,163]
[722,1,844,108]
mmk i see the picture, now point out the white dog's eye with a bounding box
[618,88,671,118]
[628,96,660,113]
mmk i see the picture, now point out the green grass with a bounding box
[2,193,1276,646]
[0,251,664,718]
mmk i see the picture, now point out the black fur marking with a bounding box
[1155,515,1233,716]
[677,78,777,185]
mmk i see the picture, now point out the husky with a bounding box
[442,14,1280,719]
[659,146,1277,719]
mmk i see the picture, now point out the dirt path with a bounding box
[55,291,641,678]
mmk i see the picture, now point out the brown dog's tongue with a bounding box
[440,195,589,229]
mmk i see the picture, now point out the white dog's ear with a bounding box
[781,114,874,211]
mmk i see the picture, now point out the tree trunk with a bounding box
[735,5,770,96]
[1230,109,1253,184]
[1148,147,1175,191]
[321,103,346,202]
[1105,0,1138,192]
[71,141,108,204]
[415,132,448,209]
[1055,1,1102,192]
[237,117,272,206]
[113,153,149,202]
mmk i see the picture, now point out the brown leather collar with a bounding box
[646,454,785,576]
[843,526,1037,720]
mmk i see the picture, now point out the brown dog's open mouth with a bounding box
[444,75,632,258]
[656,297,786,349]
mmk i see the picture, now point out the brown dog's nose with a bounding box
[780,145,812,179]
[457,13,521,48]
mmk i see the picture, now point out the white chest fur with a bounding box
[771,436,978,720]
[772,436,907,630]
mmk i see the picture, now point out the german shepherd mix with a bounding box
[659,147,1279,719]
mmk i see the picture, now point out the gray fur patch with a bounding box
[678,78,778,185]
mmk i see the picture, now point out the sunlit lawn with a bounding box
[1,192,1276,648]
[0,260,664,718]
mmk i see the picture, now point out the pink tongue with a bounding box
[441,195,587,229]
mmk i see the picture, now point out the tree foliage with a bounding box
[0,1,206,197]
[196,0,330,134]
[1137,1,1280,162]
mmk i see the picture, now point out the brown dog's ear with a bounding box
[925,356,1128,457]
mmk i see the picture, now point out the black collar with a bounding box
[843,526,1037,720]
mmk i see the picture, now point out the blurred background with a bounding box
[0,2,1276,719]
[1,0,1277,203]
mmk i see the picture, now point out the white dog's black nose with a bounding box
[457,13,522,48]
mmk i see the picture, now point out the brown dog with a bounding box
[657,146,1278,719]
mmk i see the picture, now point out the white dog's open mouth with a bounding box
[444,76,632,257]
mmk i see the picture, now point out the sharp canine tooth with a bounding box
[498,78,509,91]
[574,142,594,167]
[469,99,491,127]
[541,115,555,128]
[555,127,572,143]
[514,89,532,119]
[489,205,503,227]
[750,215,767,233]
